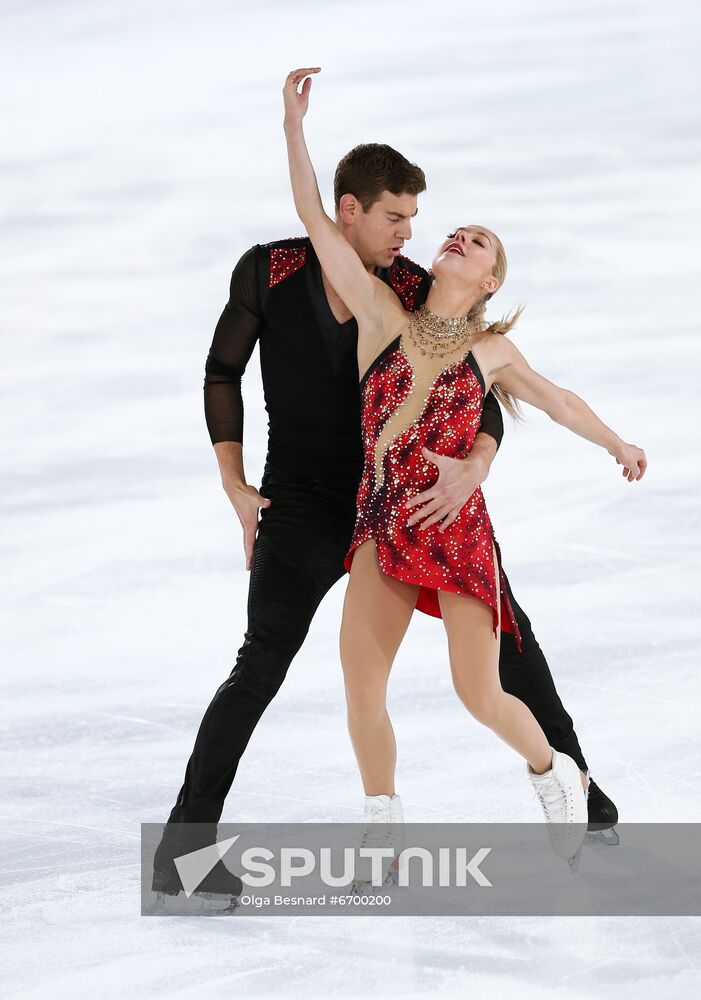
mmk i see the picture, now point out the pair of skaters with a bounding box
[151,68,646,901]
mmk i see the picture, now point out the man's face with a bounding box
[339,190,418,269]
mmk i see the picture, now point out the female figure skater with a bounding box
[282,68,646,861]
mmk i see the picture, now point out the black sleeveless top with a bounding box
[203,236,503,487]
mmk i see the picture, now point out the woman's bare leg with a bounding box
[340,540,419,795]
[438,545,552,773]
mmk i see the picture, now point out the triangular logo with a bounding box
[173,835,240,898]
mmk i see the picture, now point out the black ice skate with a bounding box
[151,825,242,912]
[586,779,619,845]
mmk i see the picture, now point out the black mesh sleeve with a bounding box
[477,388,504,450]
[203,245,262,445]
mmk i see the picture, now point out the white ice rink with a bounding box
[2,0,700,996]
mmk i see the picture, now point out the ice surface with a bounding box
[1,0,700,997]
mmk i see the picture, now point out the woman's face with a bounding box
[431,226,499,291]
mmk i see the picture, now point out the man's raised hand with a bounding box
[405,447,489,532]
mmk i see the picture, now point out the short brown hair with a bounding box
[333,143,426,212]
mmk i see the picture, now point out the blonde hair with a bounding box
[451,226,524,421]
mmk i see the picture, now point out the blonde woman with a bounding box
[282,68,646,861]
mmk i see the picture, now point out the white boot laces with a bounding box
[532,773,575,823]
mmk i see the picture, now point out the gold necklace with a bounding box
[407,302,481,359]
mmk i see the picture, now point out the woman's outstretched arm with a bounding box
[282,68,384,334]
[482,335,647,481]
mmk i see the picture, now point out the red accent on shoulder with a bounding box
[394,252,424,271]
[268,245,308,288]
[388,265,424,311]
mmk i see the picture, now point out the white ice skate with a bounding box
[528,748,588,862]
[350,793,405,894]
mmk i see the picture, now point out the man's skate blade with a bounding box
[587,826,620,846]
[193,890,241,912]
[151,889,240,915]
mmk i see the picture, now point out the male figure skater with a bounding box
[152,144,618,901]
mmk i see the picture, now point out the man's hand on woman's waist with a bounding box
[404,433,497,531]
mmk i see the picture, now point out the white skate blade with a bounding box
[350,866,398,896]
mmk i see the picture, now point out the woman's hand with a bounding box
[613,442,647,482]
[283,67,321,127]
[280,65,383,333]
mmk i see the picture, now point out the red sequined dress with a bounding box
[343,314,522,650]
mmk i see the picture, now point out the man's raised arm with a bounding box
[204,244,271,570]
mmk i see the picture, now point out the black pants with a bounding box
[167,475,586,826]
